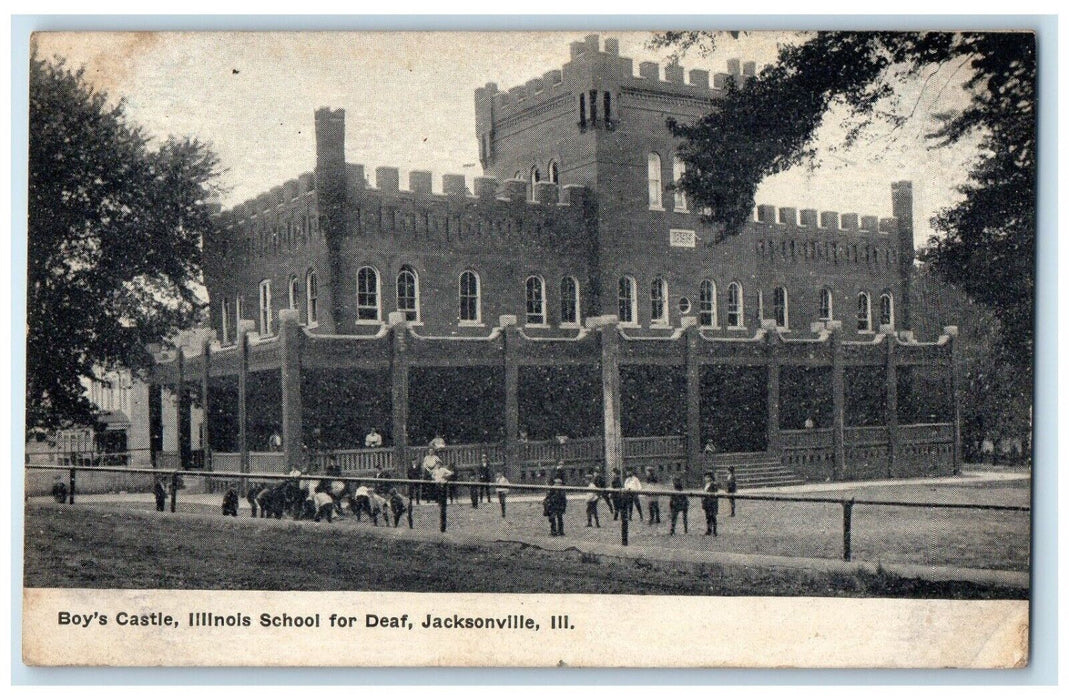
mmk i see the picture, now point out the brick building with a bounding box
[154,35,958,486]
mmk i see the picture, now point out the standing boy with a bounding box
[153,477,168,512]
[584,472,601,528]
[623,469,644,522]
[544,478,567,536]
[726,466,738,517]
[478,454,493,503]
[645,467,661,525]
[669,476,689,535]
[701,471,719,536]
[495,472,510,518]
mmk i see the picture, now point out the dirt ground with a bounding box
[23,503,1026,598]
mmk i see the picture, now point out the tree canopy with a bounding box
[27,50,219,433]
[656,31,1035,369]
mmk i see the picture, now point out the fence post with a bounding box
[842,499,853,561]
[620,492,629,546]
[439,487,448,533]
[68,468,76,505]
[170,472,179,513]
[407,493,414,529]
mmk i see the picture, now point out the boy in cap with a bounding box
[701,471,719,536]
[153,477,168,512]
[623,468,644,522]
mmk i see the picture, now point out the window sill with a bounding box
[307,321,320,329]
[726,326,747,332]
[699,325,720,330]
[560,322,581,329]
[525,323,550,329]
[355,319,383,326]
[459,321,485,328]
[619,322,640,328]
[650,322,671,329]
[857,329,876,335]
[648,205,664,212]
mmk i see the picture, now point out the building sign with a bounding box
[669,229,696,248]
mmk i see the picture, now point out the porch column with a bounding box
[388,312,410,475]
[590,315,623,479]
[501,316,520,478]
[763,320,781,455]
[279,308,304,472]
[237,321,253,478]
[683,319,702,476]
[176,347,192,469]
[883,328,898,478]
[943,325,961,474]
[200,338,212,471]
[829,321,845,480]
[148,381,162,469]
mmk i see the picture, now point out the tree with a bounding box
[655,31,1035,370]
[27,50,219,434]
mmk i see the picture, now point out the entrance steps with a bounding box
[708,452,805,489]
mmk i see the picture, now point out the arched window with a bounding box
[288,274,299,311]
[560,276,580,325]
[549,161,560,185]
[857,292,872,332]
[459,270,481,324]
[650,276,668,325]
[727,282,744,328]
[880,293,894,328]
[699,280,717,327]
[525,276,546,325]
[221,298,231,344]
[530,166,541,194]
[397,266,420,322]
[603,91,612,122]
[647,153,662,209]
[236,295,245,324]
[578,93,587,127]
[356,266,380,322]
[306,270,319,327]
[618,276,637,324]
[672,156,687,211]
[773,286,789,329]
[819,288,834,322]
[589,89,598,123]
[258,279,272,336]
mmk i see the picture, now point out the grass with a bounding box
[24,503,1027,598]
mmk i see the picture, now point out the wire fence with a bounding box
[25,462,1029,563]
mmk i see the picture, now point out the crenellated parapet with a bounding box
[335,167,592,252]
[212,164,594,264]
[748,191,910,272]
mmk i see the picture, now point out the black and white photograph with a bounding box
[20,28,1036,667]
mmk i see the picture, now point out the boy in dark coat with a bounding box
[609,468,623,521]
[544,479,567,536]
[669,476,689,535]
[388,487,406,527]
[153,478,168,512]
[726,466,738,516]
[701,471,719,536]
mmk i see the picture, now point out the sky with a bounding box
[32,30,979,248]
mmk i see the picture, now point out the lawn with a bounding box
[23,503,1026,598]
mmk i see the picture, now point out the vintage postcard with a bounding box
[22,29,1033,668]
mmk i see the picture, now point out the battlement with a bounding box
[754,203,898,237]
[476,34,757,127]
[216,162,592,255]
